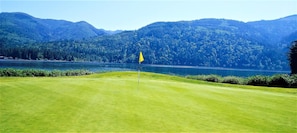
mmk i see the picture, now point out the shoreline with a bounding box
[0,59,290,73]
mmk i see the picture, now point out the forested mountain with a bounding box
[0,12,114,44]
[1,12,297,70]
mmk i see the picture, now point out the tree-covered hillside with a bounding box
[1,12,296,70]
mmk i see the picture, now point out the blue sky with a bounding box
[1,0,296,30]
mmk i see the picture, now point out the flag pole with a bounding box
[138,62,140,88]
[138,51,144,89]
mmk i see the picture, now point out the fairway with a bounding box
[0,72,296,132]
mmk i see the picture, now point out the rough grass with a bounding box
[0,72,296,132]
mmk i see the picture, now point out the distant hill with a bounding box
[1,12,296,70]
[0,12,118,43]
[280,31,297,47]
[248,15,297,47]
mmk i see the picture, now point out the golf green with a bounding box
[0,72,296,132]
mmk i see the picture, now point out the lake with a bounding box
[0,60,289,77]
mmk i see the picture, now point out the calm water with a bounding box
[0,60,289,77]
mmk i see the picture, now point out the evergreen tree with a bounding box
[289,41,297,74]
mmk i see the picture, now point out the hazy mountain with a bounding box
[0,12,114,43]
[280,31,297,47]
[1,12,296,70]
[248,15,297,45]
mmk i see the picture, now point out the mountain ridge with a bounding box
[0,12,118,43]
[1,12,296,70]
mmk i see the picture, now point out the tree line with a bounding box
[0,32,290,71]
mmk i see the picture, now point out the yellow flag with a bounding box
[139,52,144,63]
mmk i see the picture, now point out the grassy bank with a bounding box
[0,72,296,132]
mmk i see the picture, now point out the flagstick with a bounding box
[138,51,144,89]
[138,62,140,89]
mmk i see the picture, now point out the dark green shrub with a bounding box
[268,74,292,87]
[0,70,3,76]
[65,71,72,76]
[186,75,221,82]
[205,75,221,82]
[64,70,92,76]
[21,69,34,77]
[290,74,297,88]
[32,70,46,77]
[247,75,269,86]
[222,76,242,84]
[49,70,63,77]
[0,69,19,76]
[78,70,93,76]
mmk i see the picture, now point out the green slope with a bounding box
[0,72,296,132]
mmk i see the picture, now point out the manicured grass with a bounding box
[0,72,296,132]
